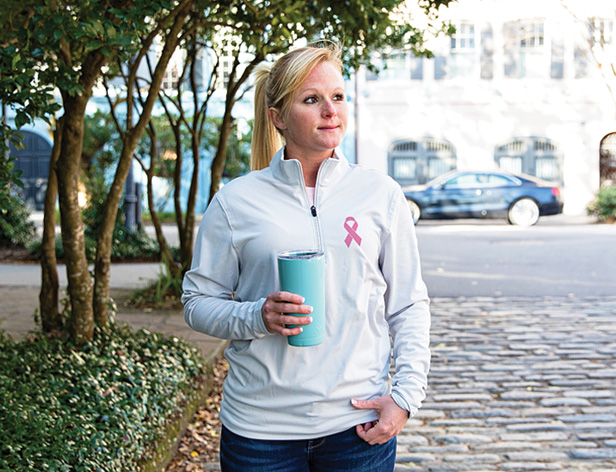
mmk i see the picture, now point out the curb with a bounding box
[145,339,228,472]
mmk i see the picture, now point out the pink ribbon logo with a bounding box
[344,217,362,248]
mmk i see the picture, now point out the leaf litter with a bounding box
[163,356,228,471]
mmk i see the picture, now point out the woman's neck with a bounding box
[301,160,322,187]
[284,148,334,187]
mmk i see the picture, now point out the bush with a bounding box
[0,323,205,472]
[0,191,36,248]
[587,186,616,222]
[106,223,162,261]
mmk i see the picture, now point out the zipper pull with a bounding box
[310,206,317,217]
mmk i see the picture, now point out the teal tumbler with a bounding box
[277,250,325,347]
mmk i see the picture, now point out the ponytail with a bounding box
[251,63,283,171]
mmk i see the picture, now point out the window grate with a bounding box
[388,138,456,185]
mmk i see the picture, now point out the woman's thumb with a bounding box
[351,398,375,410]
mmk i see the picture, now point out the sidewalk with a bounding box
[0,262,226,361]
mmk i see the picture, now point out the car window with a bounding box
[486,174,517,186]
[444,174,479,188]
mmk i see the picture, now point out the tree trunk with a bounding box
[146,175,179,272]
[179,44,202,273]
[93,5,191,325]
[93,132,140,328]
[180,133,200,271]
[208,109,234,203]
[56,97,94,344]
[207,55,262,204]
[144,128,180,276]
[39,116,63,332]
[173,126,185,252]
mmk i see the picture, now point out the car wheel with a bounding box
[407,199,421,224]
[508,198,540,226]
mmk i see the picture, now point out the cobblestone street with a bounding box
[396,296,616,471]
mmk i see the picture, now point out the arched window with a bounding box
[9,130,52,210]
[388,137,457,185]
[495,137,563,185]
[600,132,616,186]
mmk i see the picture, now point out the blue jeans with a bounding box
[220,425,397,472]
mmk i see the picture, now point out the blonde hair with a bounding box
[250,44,343,171]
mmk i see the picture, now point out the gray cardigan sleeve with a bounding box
[181,196,270,340]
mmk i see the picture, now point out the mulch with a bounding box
[163,356,228,471]
[0,245,161,265]
[0,245,38,263]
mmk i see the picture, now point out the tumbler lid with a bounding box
[277,250,324,260]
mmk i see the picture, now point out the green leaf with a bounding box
[84,40,102,53]
[13,112,29,129]
[92,21,106,37]
[11,53,21,70]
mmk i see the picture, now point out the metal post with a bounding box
[124,163,137,231]
[135,182,142,229]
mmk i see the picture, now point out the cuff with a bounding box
[252,298,270,337]
[391,390,418,418]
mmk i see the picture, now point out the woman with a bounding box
[182,43,430,471]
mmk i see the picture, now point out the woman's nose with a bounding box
[321,100,337,117]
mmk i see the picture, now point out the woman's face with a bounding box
[269,60,348,162]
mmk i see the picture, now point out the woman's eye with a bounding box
[334,94,345,101]
[304,96,317,104]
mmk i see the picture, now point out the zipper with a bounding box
[300,162,326,254]
[312,164,325,255]
[310,204,324,254]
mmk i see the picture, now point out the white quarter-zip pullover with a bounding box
[182,148,431,440]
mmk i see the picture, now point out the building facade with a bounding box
[356,0,616,214]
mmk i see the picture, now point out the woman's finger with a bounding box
[275,303,313,316]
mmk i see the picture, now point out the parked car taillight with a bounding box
[551,188,561,197]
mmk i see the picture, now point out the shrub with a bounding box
[0,323,205,471]
[106,223,162,261]
[587,186,616,222]
[0,191,37,248]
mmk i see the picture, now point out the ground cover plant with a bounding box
[0,322,205,471]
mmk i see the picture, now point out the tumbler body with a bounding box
[277,250,325,347]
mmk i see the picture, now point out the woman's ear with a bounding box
[268,107,287,131]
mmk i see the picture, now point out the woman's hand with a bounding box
[351,395,409,445]
[261,291,313,336]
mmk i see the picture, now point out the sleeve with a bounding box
[380,188,431,417]
[181,195,270,340]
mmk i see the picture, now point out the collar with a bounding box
[269,146,349,187]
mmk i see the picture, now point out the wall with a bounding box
[356,0,616,215]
